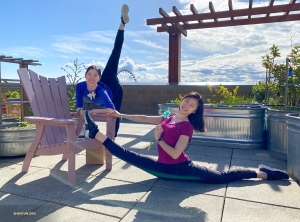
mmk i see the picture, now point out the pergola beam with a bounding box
[147,3,300,26]
[190,4,203,23]
[248,0,253,19]
[209,2,218,22]
[146,1,300,83]
[284,0,297,15]
[228,0,234,21]
[0,56,41,66]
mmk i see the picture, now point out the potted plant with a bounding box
[0,119,36,156]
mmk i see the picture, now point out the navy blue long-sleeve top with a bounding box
[76,81,115,109]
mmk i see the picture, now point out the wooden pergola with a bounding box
[146,0,300,83]
[0,55,41,122]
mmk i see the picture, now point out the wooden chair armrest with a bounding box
[24,116,76,127]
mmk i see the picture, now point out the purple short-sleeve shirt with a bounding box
[157,114,194,164]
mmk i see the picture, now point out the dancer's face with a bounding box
[179,97,198,115]
[85,68,100,87]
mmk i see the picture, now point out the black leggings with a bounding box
[101,29,124,137]
[103,138,258,184]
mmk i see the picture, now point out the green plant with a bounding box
[61,58,85,110]
[207,85,252,108]
[4,90,20,98]
[169,94,182,105]
[261,44,300,106]
[15,118,32,128]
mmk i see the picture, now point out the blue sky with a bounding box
[0,0,299,84]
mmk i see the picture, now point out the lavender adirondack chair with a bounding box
[17,68,116,185]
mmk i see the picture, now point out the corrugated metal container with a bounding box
[0,128,36,156]
[287,113,300,182]
[158,104,266,149]
[267,108,299,161]
[192,107,266,149]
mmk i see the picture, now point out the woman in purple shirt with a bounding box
[76,4,129,137]
[83,92,289,183]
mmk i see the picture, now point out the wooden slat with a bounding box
[228,0,234,21]
[157,13,300,31]
[266,0,275,17]
[209,2,218,22]
[173,6,188,25]
[40,75,65,143]
[284,0,297,16]
[57,76,72,119]
[159,7,170,17]
[147,3,300,25]
[18,69,47,145]
[48,78,68,141]
[29,70,56,145]
[248,0,253,19]
[190,4,202,23]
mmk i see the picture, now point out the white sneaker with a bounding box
[121,4,129,24]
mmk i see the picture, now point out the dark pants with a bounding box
[103,138,258,184]
[101,29,124,137]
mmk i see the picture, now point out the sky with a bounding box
[0,0,299,84]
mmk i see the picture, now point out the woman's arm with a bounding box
[107,110,163,125]
[92,108,115,114]
[154,125,189,159]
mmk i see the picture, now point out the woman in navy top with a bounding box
[83,92,289,183]
[76,4,130,137]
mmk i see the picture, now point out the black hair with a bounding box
[181,92,206,133]
[85,65,101,77]
[85,65,106,89]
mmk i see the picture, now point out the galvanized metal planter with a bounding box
[287,113,300,182]
[158,104,266,149]
[0,128,36,156]
[266,108,299,161]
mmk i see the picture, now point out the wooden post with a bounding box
[19,63,30,119]
[86,144,106,165]
[169,32,181,83]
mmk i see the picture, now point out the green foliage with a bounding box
[207,85,252,108]
[169,94,182,105]
[61,58,85,110]
[16,118,29,127]
[4,90,20,98]
[259,45,300,106]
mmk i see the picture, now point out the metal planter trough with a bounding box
[158,104,266,149]
[287,113,300,182]
[0,128,36,156]
[266,108,299,161]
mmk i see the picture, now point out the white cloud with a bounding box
[1,47,44,57]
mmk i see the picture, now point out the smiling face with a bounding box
[179,97,199,116]
[85,68,100,88]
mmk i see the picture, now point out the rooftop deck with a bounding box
[0,120,299,221]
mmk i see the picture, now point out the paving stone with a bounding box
[0,191,47,222]
[222,198,300,222]
[121,186,224,222]
[18,202,119,222]
[52,177,152,218]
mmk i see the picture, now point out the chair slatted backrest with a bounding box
[18,68,72,146]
